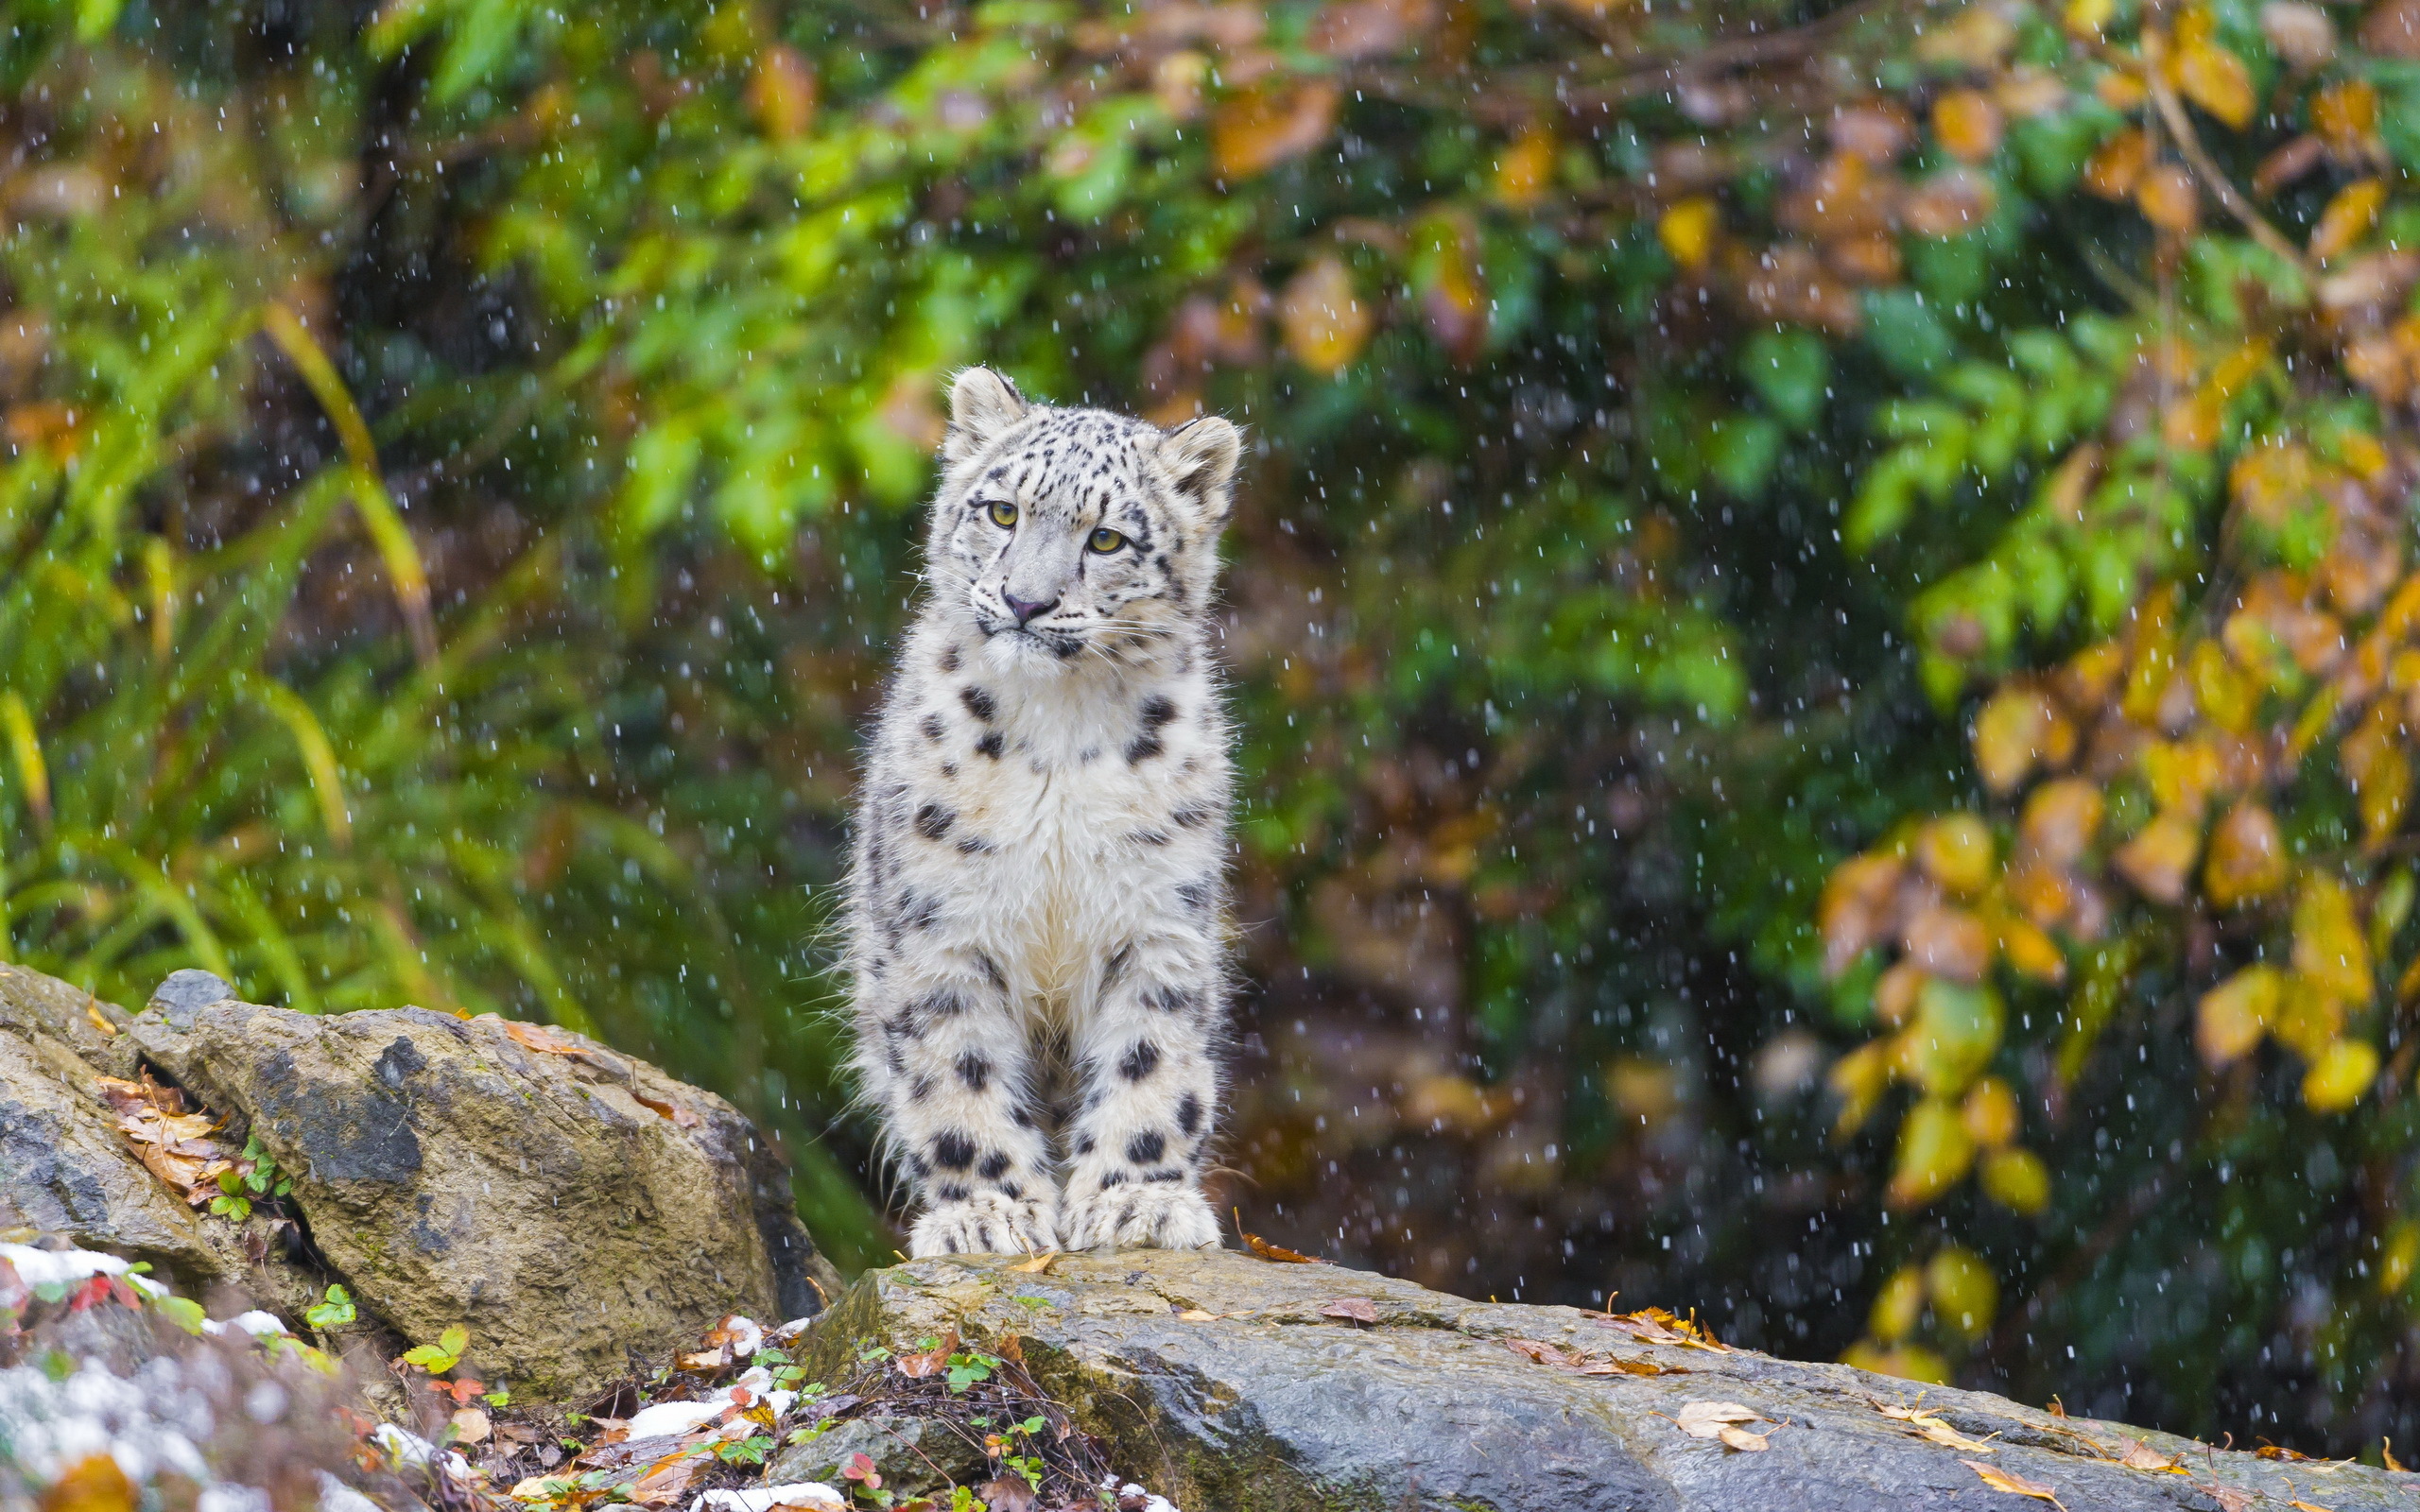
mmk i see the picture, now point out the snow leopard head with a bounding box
[923,368,1239,663]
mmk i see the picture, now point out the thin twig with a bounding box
[2144,73,2312,274]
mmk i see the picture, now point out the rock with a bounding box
[766,1417,989,1497]
[147,970,236,1017]
[0,964,229,1284]
[800,1249,2418,1512]
[127,989,841,1399]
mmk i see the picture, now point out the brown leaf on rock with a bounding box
[1672,1400,1767,1448]
[1241,1230,1325,1263]
[632,1092,700,1127]
[1321,1297,1379,1324]
[1005,1250,1060,1274]
[1962,1459,2066,1505]
[897,1330,959,1379]
[2116,1438,2182,1471]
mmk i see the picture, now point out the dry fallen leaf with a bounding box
[1005,1250,1060,1274]
[450,1406,492,1444]
[1240,1229,1324,1264]
[974,1474,1039,1512]
[1717,1424,1771,1452]
[1174,1309,1218,1322]
[896,1330,958,1379]
[1577,1356,1672,1377]
[2117,1438,2181,1471]
[633,1092,700,1127]
[1506,1337,1578,1366]
[2288,1501,2335,1511]
[2206,1487,2255,1512]
[1673,1400,1763,1439]
[627,1448,712,1508]
[1321,1297,1379,1325]
[1962,1459,2066,1507]
[1907,1415,1999,1454]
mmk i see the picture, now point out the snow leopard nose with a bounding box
[1004,591,1058,627]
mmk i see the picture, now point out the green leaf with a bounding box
[1862,289,1955,380]
[1709,414,1784,499]
[1739,328,1830,426]
[155,1296,208,1336]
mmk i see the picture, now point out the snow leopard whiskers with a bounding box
[844,367,1240,1257]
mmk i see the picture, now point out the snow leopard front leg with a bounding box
[856,957,1061,1258]
[1057,929,1225,1251]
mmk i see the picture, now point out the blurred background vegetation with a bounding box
[6,0,2420,1461]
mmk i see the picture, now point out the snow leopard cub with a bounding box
[845,368,1240,1258]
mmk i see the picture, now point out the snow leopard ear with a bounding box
[943,367,1028,465]
[1160,415,1241,524]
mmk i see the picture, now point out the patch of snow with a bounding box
[693,1484,845,1512]
[318,1472,386,1512]
[199,1485,270,1512]
[623,1399,725,1439]
[764,1389,797,1418]
[766,1317,815,1344]
[230,1311,288,1338]
[0,1243,130,1288]
[1102,1476,1184,1512]
[374,1423,437,1467]
[720,1317,764,1357]
[731,1366,773,1398]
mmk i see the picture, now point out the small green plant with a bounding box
[208,1136,294,1221]
[713,1435,773,1466]
[943,1349,999,1393]
[401,1323,469,1374]
[303,1284,355,1331]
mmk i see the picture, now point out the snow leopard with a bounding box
[844,367,1241,1257]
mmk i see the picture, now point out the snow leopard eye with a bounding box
[985,501,1019,528]
[1086,526,1125,554]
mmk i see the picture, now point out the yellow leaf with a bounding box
[2175,40,2256,129]
[2190,639,2261,731]
[2203,802,2288,908]
[1962,1458,2066,1506]
[1996,915,2067,985]
[2065,0,2114,35]
[746,44,818,142]
[2114,814,2202,905]
[1828,1040,1893,1139]
[1915,814,1996,895]
[2341,703,2412,845]
[1658,197,1720,270]
[1973,688,2074,794]
[2293,874,2372,1005]
[1926,1246,1998,1340]
[2302,1038,2379,1112]
[2196,965,2280,1067]
[1931,90,2004,162]
[1979,1146,2051,1213]
[2310,79,2377,152]
[1960,1075,2020,1147]
[1277,257,1372,376]
[1845,1340,1952,1383]
[1886,1097,1977,1209]
[1871,1264,1925,1342]
[2379,1220,2418,1296]
[2310,179,2385,263]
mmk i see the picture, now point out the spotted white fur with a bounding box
[845,369,1240,1257]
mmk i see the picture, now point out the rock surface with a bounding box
[0,964,236,1284]
[800,1248,2417,1512]
[0,963,838,1401]
[129,976,839,1398]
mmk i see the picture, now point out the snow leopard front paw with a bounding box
[1057,1179,1222,1251]
[908,1189,1062,1258]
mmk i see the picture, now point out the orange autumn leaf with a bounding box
[1930,90,2004,162]
[1821,852,1905,976]
[2136,164,2200,232]
[1996,915,2067,985]
[1211,81,1340,180]
[2310,78,2378,151]
[2083,128,2151,199]
[1493,126,1556,209]
[1960,1075,2019,1147]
